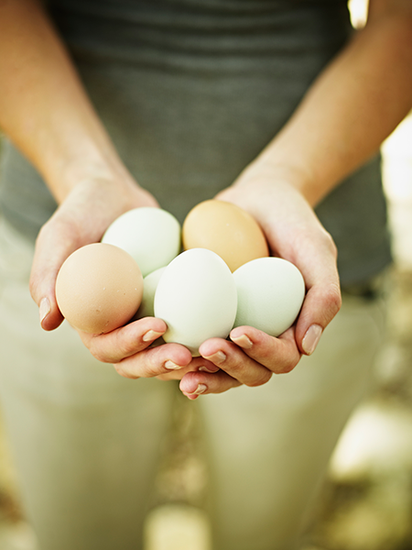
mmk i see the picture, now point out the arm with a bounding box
[0,0,202,378]
[179,0,412,398]
[0,0,155,312]
[0,0,132,203]
[256,0,412,206]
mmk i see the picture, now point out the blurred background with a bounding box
[1,1,412,548]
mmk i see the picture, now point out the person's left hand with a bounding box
[179,164,342,399]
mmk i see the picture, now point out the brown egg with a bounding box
[55,243,143,334]
[182,200,269,272]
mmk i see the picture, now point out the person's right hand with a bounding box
[30,173,157,331]
[1,0,218,381]
[29,175,218,380]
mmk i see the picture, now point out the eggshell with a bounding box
[182,199,269,272]
[102,207,181,277]
[233,257,305,337]
[154,248,238,356]
[55,243,143,334]
[134,267,166,320]
[132,267,167,347]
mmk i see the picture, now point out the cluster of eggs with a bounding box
[55,200,306,355]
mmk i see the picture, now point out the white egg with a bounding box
[233,257,305,337]
[102,207,181,277]
[154,248,238,356]
[134,267,166,320]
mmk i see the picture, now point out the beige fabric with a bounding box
[0,218,178,550]
[0,217,386,550]
[200,290,386,550]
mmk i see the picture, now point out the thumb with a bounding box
[296,281,342,355]
[293,234,342,355]
[29,218,84,331]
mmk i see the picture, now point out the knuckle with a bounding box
[246,370,272,387]
[113,361,138,379]
[321,228,338,259]
[140,347,168,377]
[137,354,159,378]
[226,360,241,375]
[92,350,110,364]
[278,362,296,374]
[144,363,159,377]
[87,342,109,363]
[325,283,342,317]
[277,354,301,374]
[115,334,140,358]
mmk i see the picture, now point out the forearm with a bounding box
[0,0,130,203]
[247,2,412,206]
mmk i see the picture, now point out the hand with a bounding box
[77,316,219,381]
[29,174,218,381]
[179,165,341,398]
[30,173,157,331]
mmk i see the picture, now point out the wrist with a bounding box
[239,155,321,207]
[41,142,140,206]
[231,157,319,209]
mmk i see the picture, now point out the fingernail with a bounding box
[302,324,323,355]
[231,334,253,349]
[203,351,226,364]
[39,297,50,325]
[193,384,207,395]
[164,360,182,370]
[198,366,219,373]
[142,330,164,342]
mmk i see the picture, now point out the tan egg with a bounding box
[182,200,269,272]
[55,243,143,334]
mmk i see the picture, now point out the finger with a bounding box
[30,217,84,331]
[156,356,220,381]
[296,281,341,355]
[179,370,241,399]
[78,317,168,363]
[291,229,342,355]
[216,180,341,357]
[229,325,302,374]
[199,337,273,385]
[30,179,161,332]
[113,342,196,380]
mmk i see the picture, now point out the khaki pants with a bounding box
[0,217,387,550]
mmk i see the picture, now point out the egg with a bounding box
[154,248,238,356]
[182,199,269,272]
[55,243,143,334]
[233,257,305,337]
[102,207,181,277]
[134,267,166,320]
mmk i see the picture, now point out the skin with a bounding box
[0,0,411,398]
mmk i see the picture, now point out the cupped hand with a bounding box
[30,174,157,331]
[77,316,218,381]
[29,174,218,380]
[179,165,342,398]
